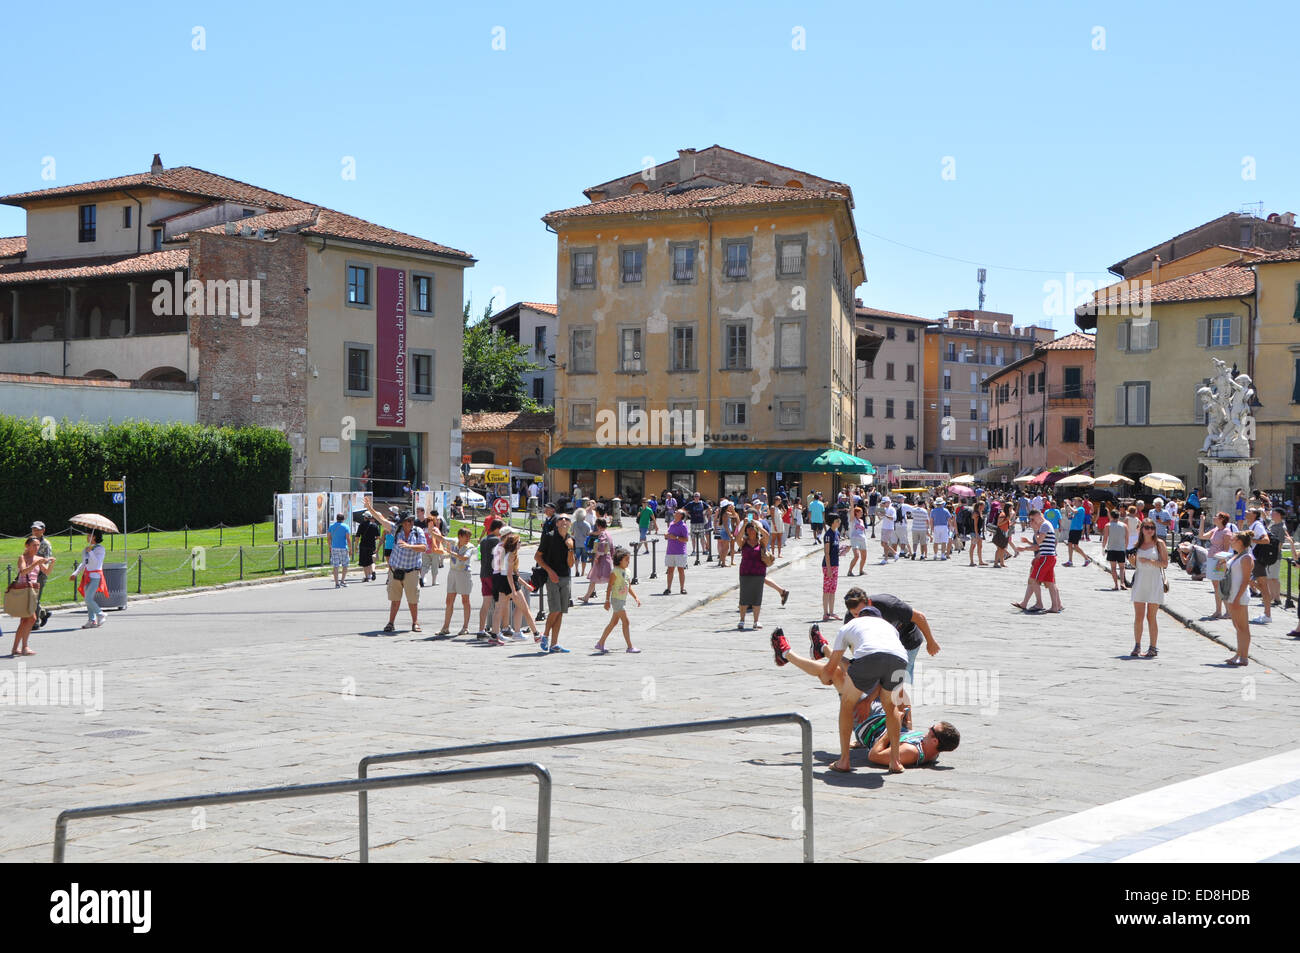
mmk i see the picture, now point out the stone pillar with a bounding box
[8,289,16,341]
[65,286,78,339]
[1199,456,1256,516]
[127,281,137,335]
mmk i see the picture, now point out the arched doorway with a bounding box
[140,366,187,384]
[470,450,495,464]
[1119,452,1151,486]
[84,369,118,380]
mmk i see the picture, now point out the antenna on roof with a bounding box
[977,268,987,311]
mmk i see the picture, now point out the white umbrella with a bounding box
[1055,474,1095,487]
[1011,474,1035,484]
[69,513,120,534]
[1140,472,1184,492]
[1093,473,1135,485]
[949,474,975,485]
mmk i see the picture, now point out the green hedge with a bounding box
[0,417,291,536]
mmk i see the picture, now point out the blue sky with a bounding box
[2,0,1297,332]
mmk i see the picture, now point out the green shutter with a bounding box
[1293,283,1300,321]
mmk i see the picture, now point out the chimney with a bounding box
[677,148,697,180]
[855,297,863,307]
[1281,212,1297,227]
[150,153,163,174]
[1151,254,1161,284]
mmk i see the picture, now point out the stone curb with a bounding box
[38,566,334,612]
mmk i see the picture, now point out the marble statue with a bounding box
[1198,359,1254,458]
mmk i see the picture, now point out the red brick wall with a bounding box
[189,232,309,475]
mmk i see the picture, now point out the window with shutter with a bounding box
[1293,359,1300,404]
[1197,317,1209,348]
[1230,315,1241,346]
[1294,283,1300,322]
[778,321,802,368]
[1117,321,1129,351]
[1148,320,1159,350]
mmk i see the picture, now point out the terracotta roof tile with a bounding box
[1252,247,1300,263]
[521,302,557,315]
[180,207,472,260]
[544,181,849,222]
[584,145,851,198]
[0,166,311,210]
[1082,263,1255,314]
[0,248,188,287]
[0,236,25,258]
[1040,331,1096,351]
[855,305,935,325]
[462,411,554,432]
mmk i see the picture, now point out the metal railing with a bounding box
[54,763,553,863]
[357,712,814,863]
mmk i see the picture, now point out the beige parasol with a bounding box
[1093,473,1135,485]
[69,513,120,534]
[1140,472,1185,492]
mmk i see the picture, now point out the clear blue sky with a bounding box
[2,0,1297,332]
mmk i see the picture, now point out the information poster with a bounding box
[275,493,302,541]
[309,492,329,538]
[330,492,367,532]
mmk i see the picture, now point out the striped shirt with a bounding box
[387,527,426,571]
[1035,522,1057,557]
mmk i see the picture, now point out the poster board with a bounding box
[275,491,347,540]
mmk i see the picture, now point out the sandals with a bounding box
[1142,647,1158,659]
[411,624,422,633]
[781,590,790,606]
[1130,643,1142,657]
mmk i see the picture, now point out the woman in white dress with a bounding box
[1129,519,1168,659]
[1222,531,1255,666]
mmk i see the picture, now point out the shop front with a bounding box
[546,447,874,507]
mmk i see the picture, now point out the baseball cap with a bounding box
[398,511,414,523]
[31,521,45,531]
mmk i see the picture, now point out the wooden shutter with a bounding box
[1148,320,1159,349]
[1116,386,1127,424]
[1117,321,1129,351]
[1197,317,1208,347]
[1229,315,1242,346]
[1134,383,1149,425]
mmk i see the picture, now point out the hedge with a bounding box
[0,416,291,536]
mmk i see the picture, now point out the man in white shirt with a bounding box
[1030,493,1044,514]
[877,496,897,562]
[822,588,910,773]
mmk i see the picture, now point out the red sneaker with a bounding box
[770,629,790,667]
[809,623,829,660]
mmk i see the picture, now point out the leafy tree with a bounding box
[461,297,548,413]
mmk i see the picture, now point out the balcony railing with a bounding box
[1047,381,1095,404]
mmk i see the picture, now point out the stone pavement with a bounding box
[3,525,1300,863]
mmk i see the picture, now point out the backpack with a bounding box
[1254,534,1279,567]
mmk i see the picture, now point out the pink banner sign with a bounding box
[376,266,406,428]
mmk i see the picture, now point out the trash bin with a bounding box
[99,562,128,610]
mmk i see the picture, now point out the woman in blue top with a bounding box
[1062,499,1092,568]
[1017,495,1030,530]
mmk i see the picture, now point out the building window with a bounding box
[571,249,596,288]
[346,265,370,306]
[123,206,132,229]
[1119,319,1160,351]
[618,399,646,429]
[723,322,750,369]
[151,229,162,251]
[969,400,978,421]
[907,328,916,342]
[776,235,806,277]
[671,325,696,371]
[410,350,434,399]
[864,361,874,379]
[1117,381,1150,425]
[905,399,915,420]
[620,246,645,284]
[885,434,895,450]
[533,325,547,357]
[946,342,956,361]
[1293,358,1300,403]
[412,274,434,315]
[942,400,951,419]
[1028,373,1036,395]
[723,239,750,280]
[619,326,644,372]
[777,398,803,429]
[943,371,951,391]
[885,399,895,418]
[1200,314,1239,349]
[777,319,804,369]
[671,243,696,282]
[533,378,545,401]
[78,205,96,243]
[905,435,916,451]
[864,397,874,417]
[1063,417,1081,443]
[345,343,372,396]
[570,401,595,429]
[570,327,595,373]
[723,401,747,427]
[904,364,914,382]
[863,434,874,449]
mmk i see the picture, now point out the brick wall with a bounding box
[189,231,309,479]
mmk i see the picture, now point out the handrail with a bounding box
[54,763,552,863]
[358,712,814,863]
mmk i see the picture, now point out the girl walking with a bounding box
[595,547,641,654]
[847,505,868,576]
[991,506,1012,568]
[492,533,540,643]
[580,518,614,603]
[71,529,109,629]
[1128,519,1168,658]
[1223,531,1255,666]
[1198,511,1237,620]
[821,513,843,621]
[1103,509,1130,590]
[967,501,987,566]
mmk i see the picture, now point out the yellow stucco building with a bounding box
[541,146,873,505]
[1250,249,1300,494]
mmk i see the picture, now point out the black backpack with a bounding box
[1254,532,1279,567]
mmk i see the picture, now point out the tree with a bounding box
[461,297,548,413]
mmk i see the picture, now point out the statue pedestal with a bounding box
[1199,456,1256,515]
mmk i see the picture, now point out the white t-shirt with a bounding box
[1031,495,1044,512]
[880,506,895,531]
[832,615,907,662]
[911,508,929,532]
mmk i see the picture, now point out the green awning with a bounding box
[545,446,875,474]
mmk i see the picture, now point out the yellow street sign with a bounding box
[104,480,124,492]
[484,469,510,484]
